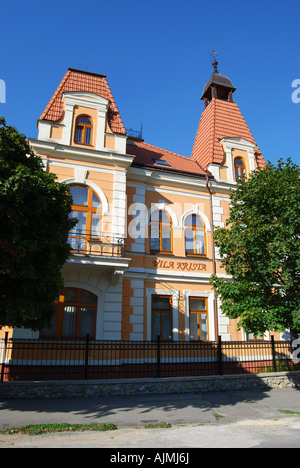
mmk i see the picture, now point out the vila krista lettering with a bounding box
[153,259,206,271]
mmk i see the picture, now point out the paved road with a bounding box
[0,387,299,448]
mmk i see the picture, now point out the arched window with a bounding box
[41,288,97,338]
[150,210,172,254]
[234,158,246,181]
[185,214,206,256]
[68,184,101,253]
[74,115,93,145]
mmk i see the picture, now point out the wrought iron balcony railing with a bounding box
[68,230,125,257]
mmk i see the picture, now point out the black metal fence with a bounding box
[0,334,297,382]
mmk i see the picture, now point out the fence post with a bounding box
[271,335,277,372]
[217,335,223,375]
[156,335,161,378]
[84,334,90,380]
[0,332,8,383]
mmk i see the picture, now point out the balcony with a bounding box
[68,230,125,258]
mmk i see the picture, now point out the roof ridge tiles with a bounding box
[68,67,106,79]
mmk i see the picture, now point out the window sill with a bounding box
[150,251,173,256]
[186,253,207,258]
[73,142,94,148]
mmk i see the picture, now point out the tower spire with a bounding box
[211,50,220,72]
[201,52,236,106]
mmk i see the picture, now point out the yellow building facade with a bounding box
[14,63,275,343]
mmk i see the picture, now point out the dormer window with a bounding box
[153,159,171,167]
[75,115,93,145]
[234,158,246,181]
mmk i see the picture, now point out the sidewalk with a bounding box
[0,387,299,447]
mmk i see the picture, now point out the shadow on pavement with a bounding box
[0,386,299,429]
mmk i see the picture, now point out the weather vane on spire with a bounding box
[211,49,220,71]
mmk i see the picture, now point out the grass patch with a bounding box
[278,410,300,416]
[213,413,224,422]
[142,421,172,429]
[1,422,117,436]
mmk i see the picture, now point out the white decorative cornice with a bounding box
[62,91,110,110]
[219,137,256,151]
[28,139,134,169]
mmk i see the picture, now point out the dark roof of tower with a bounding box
[201,59,236,101]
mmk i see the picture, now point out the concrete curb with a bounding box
[1,371,300,399]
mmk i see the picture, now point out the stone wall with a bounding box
[0,371,299,399]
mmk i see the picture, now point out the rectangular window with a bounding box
[185,214,206,256]
[151,295,172,340]
[75,125,83,144]
[91,213,101,238]
[195,231,205,254]
[62,306,78,336]
[68,211,87,251]
[85,127,92,145]
[80,307,95,336]
[189,297,208,341]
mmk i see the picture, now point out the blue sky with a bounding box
[1,0,300,166]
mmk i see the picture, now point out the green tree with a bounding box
[0,118,76,331]
[210,158,300,338]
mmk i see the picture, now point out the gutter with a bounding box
[206,174,219,341]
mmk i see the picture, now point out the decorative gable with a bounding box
[191,98,265,183]
[61,91,110,149]
[37,69,128,154]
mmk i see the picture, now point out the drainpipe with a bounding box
[205,174,219,342]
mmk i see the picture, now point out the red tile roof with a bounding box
[191,98,265,169]
[40,68,126,134]
[126,139,207,176]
